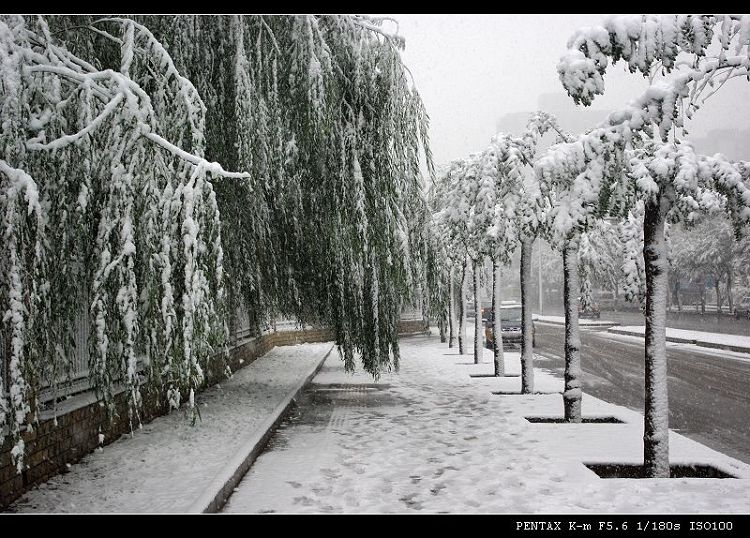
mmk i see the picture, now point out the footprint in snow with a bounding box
[399,494,423,510]
[320,467,342,479]
[293,496,316,507]
[311,485,333,496]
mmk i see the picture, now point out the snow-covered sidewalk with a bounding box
[223,329,750,513]
[7,342,334,513]
[609,326,750,353]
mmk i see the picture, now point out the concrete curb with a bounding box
[187,343,334,514]
[607,328,750,354]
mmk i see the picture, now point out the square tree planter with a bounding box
[585,463,737,479]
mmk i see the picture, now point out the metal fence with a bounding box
[0,293,96,404]
[230,304,254,343]
[0,295,255,404]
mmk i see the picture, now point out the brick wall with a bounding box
[0,321,425,507]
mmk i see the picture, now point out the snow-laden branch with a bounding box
[0,160,41,217]
[350,15,406,49]
[23,46,250,180]
[27,92,125,151]
[559,15,750,140]
[142,130,252,180]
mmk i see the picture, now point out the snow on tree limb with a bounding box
[559,16,750,139]
[1,15,233,467]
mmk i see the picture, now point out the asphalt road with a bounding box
[533,322,750,464]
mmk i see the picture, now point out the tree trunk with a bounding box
[714,277,722,314]
[520,238,534,393]
[473,257,483,365]
[448,268,455,348]
[492,260,505,377]
[666,276,672,311]
[439,317,446,342]
[562,238,583,422]
[727,268,734,313]
[643,195,670,478]
[458,257,468,355]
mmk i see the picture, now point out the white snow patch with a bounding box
[611,326,750,351]
[9,343,333,513]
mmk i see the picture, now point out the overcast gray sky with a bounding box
[386,14,750,168]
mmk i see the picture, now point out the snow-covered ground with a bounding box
[9,328,750,514]
[8,342,334,513]
[224,328,750,514]
[604,331,750,364]
[535,315,619,327]
[610,326,750,352]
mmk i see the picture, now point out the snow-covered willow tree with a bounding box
[48,15,433,380]
[2,15,433,472]
[476,134,523,376]
[0,15,251,470]
[547,14,750,476]
[433,112,564,383]
[428,166,459,347]
[433,157,479,355]
[509,112,568,393]
[467,153,497,365]
[578,220,624,308]
[422,183,451,343]
[535,119,628,423]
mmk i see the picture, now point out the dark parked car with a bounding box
[483,302,535,348]
[735,296,750,319]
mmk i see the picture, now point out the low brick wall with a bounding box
[0,321,425,508]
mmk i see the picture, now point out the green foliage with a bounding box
[139,15,434,377]
[1,13,435,471]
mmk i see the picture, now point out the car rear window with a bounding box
[500,307,522,322]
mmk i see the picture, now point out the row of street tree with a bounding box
[428,15,750,478]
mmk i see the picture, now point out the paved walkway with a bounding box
[223,331,750,514]
[8,342,333,513]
